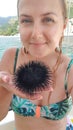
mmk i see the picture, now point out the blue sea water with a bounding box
[0,36,73,60]
[0,36,21,59]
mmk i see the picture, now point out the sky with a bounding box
[0,0,73,17]
[0,0,17,17]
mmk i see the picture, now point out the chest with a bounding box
[31,70,67,106]
[14,52,69,105]
[11,68,72,120]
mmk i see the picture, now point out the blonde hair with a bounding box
[17,0,68,19]
[60,0,68,20]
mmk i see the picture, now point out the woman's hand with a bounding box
[0,71,42,100]
[0,71,53,100]
[0,71,27,98]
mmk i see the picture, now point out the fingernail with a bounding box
[3,76,8,82]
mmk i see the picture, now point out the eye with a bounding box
[20,19,33,24]
[43,17,54,23]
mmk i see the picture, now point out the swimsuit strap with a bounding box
[13,48,19,73]
[64,59,73,98]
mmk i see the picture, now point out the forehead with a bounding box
[18,0,62,16]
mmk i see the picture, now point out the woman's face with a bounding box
[18,0,66,58]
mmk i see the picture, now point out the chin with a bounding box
[31,53,46,59]
[30,51,50,59]
[28,46,50,58]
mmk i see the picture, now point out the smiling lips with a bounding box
[30,42,47,47]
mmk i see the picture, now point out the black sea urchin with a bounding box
[13,61,53,95]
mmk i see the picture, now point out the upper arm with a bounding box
[70,87,73,103]
[0,48,16,120]
[0,48,17,74]
[68,63,73,100]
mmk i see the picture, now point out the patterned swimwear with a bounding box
[10,48,73,129]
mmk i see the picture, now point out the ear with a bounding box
[63,18,68,29]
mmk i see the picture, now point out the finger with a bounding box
[2,75,10,83]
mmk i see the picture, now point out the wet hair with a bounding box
[17,0,68,20]
[13,61,54,96]
[60,0,68,20]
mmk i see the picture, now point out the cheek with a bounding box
[47,26,59,37]
[46,25,63,44]
[19,27,31,43]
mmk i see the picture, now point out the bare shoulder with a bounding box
[61,54,72,70]
[0,48,18,73]
[63,55,73,91]
[68,59,73,89]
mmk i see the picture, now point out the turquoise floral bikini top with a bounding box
[11,48,73,120]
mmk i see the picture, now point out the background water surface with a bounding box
[0,36,73,59]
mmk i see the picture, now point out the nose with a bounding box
[31,22,44,42]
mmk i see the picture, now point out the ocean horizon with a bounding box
[0,35,73,60]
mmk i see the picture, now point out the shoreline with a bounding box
[0,32,73,37]
[0,34,73,37]
[0,33,20,37]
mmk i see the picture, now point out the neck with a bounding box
[21,47,62,73]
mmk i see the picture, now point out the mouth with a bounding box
[30,42,47,47]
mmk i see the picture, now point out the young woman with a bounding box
[0,0,73,130]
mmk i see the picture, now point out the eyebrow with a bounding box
[19,12,57,18]
[41,12,57,17]
[19,14,32,18]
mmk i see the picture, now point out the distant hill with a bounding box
[0,16,17,26]
[0,16,18,36]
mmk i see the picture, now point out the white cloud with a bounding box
[0,0,17,17]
